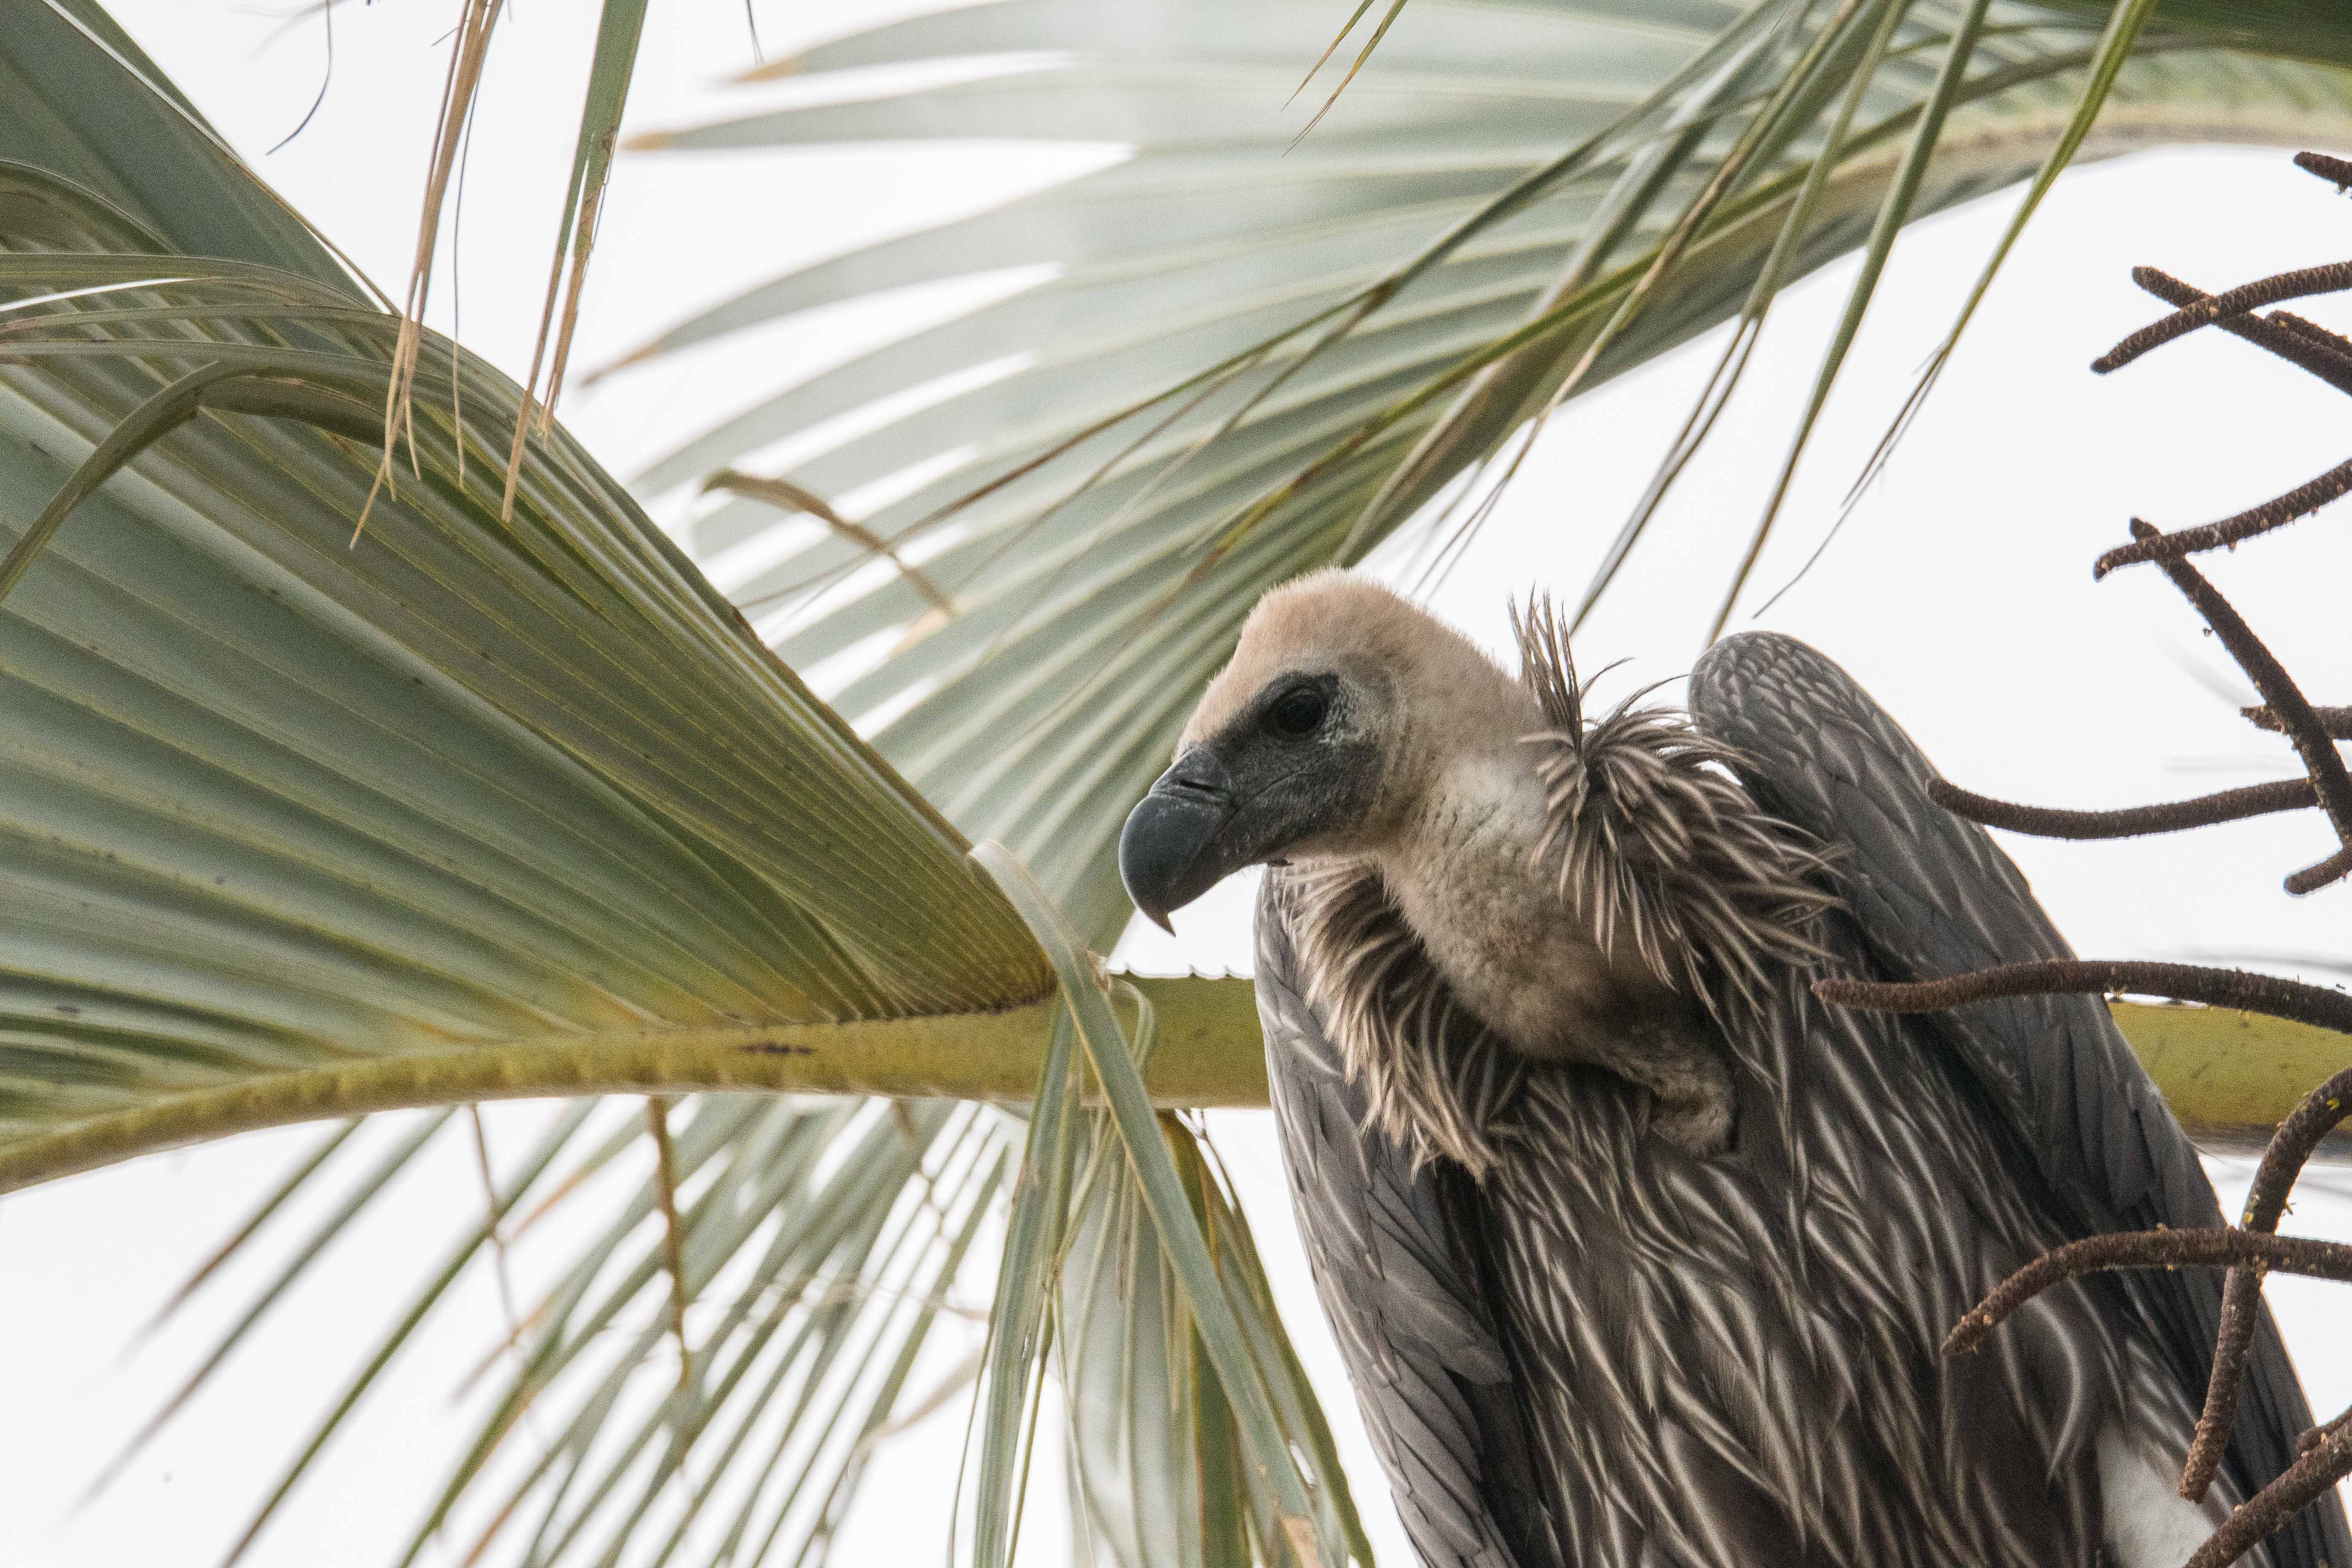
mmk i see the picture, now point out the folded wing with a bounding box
[1257,899,1563,1568]
[1691,630,2347,1568]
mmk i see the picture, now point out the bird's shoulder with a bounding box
[1688,630,2190,1228]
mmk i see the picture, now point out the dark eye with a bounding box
[1267,685,1328,737]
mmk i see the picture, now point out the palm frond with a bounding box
[0,13,1358,1565]
[0,49,1057,1183]
[607,0,2352,947]
[979,843,1356,1567]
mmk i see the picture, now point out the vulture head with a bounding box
[1120,570,1835,1160]
[1119,571,1541,931]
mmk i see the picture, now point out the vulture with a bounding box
[1117,572,2348,1568]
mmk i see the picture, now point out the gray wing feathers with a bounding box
[1689,633,2171,1214]
[1690,631,2348,1568]
[1257,897,1557,1568]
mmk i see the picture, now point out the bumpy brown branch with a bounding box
[2268,309,2352,366]
[2124,269,2352,395]
[1942,1230,2352,1357]
[2299,1410,2352,1457]
[2093,459,2352,575]
[2246,704,2352,740]
[1927,778,2318,839]
[2180,1064,2352,1501]
[2185,1413,2352,1568]
[1935,163,2352,1568]
[2183,1268,2269,1507]
[1814,961,2352,1034]
[2122,521,2352,891]
[2293,150,2352,190]
[2099,264,2352,574]
[2286,847,2352,896]
[2092,260,2352,373]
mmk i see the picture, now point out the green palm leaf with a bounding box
[0,39,1056,1187]
[980,842,1360,1568]
[0,8,1344,1565]
[612,0,2352,945]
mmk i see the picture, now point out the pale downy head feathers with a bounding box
[1181,571,1541,860]
[1185,570,1531,756]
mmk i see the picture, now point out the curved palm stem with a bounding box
[4,983,2342,1195]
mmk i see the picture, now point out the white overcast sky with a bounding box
[3,3,2349,1566]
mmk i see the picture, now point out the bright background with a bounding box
[2,3,2348,1564]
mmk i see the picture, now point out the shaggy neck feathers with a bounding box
[1272,598,1835,1174]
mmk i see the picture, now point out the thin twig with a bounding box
[2182,1263,2266,1505]
[2245,704,2352,740]
[2299,1409,2352,1456]
[2185,1410,2352,1568]
[381,0,504,513]
[1943,1229,2352,1356]
[2093,457,2352,574]
[2180,1064,2352,1500]
[2121,519,2352,891]
[2239,1067,2352,1335]
[2287,846,2352,896]
[2268,309,2352,365]
[2090,270,2352,579]
[2293,150,2352,190]
[264,0,335,156]
[1927,777,2318,839]
[2092,260,2352,374]
[645,1096,692,1392]
[703,469,955,617]
[2123,268,2352,395]
[1813,959,2352,1034]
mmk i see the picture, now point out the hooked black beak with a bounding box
[1119,749,1240,933]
